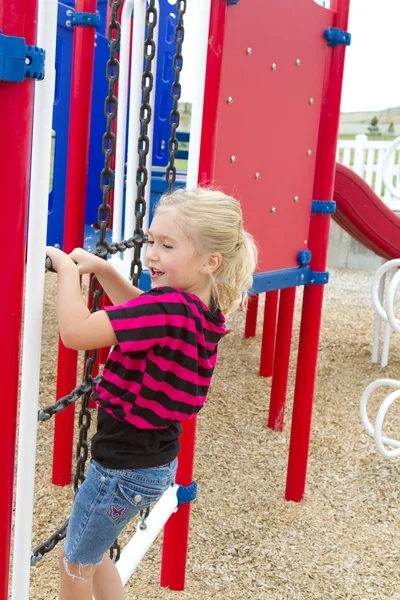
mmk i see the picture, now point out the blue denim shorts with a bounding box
[64,457,178,565]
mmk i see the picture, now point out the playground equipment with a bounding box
[333,137,400,368]
[1,0,356,597]
[360,257,400,458]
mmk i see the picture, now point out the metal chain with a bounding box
[31,521,69,566]
[166,0,186,192]
[130,0,158,286]
[38,376,101,421]
[97,0,123,258]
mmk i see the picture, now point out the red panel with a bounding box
[212,0,333,273]
[333,162,400,260]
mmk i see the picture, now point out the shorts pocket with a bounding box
[106,479,164,526]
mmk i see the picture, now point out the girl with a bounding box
[45,187,257,600]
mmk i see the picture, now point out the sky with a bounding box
[179,0,400,113]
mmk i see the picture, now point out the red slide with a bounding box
[333,162,400,260]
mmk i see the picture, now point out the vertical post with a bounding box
[52,0,97,486]
[259,290,279,378]
[11,0,58,596]
[160,0,227,590]
[268,287,296,431]
[285,0,351,502]
[160,418,197,590]
[244,294,259,338]
[353,134,367,177]
[0,1,38,596]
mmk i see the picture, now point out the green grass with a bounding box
[338,134,398,141]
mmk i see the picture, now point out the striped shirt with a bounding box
[92,287,226,429]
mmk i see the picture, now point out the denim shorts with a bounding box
[63,457,178,565]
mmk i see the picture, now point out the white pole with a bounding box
[380,322,391,368]
[186,0,211,189]
[123,0,148,266]
[141,1,159,267]
[372,270,385,363]
[11,1,58,599]
[116,484,179,586]
[112,0,135,244]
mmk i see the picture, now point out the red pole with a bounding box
[160,0,228,590]
[268,287,296,431]
[285,0,351,502]
[259,290,279,378]
[0,1,38,596]
[160,417,197,590]
[52,0,97,486]
[244,294,259,338]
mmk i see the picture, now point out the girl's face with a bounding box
[146,209,209,295]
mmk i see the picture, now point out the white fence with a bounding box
[336,135,400,210]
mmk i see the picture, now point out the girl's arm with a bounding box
[69,247,144,306]
[46,247,119,351]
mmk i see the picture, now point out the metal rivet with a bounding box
[300,274,305,280]
[227,96,233,104]
[294,196,299,202]
[309,98,314,105]
[231,155,236,163]
[295,59,301,66]
[255,172,260,180]
[134,494,142,503]
[271,63,277,71]
[66,20,71,26]
[271,207,276,213]
[100,476,106,482]
[307,150,312,156]
[66,9,72,16]
[246,48,252,55]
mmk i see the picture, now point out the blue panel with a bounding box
[84,30,110,226]
[47,2,74,247]
[152,2,177,167]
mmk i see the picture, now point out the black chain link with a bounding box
[97,0,123,259]
[166,0,186,192]
[130,0,158,286]
[31,521,69,566]
[37,376,101,421]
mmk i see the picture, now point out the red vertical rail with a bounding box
[244,293,259,338]
[259,290,279,378]
[0,1,38,596]
[268,287,296,431]
[52,0,97,486]
[285,0,351,502]
[160,0,228,590]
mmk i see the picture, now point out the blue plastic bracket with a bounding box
[308,271,329,285]
[227,0,240,5]
[0,30,45,82]
[297,250,312,267]
[69,11,101,28]
[324,27,351,47]
[311,200,336,214]
[177,482,197,507]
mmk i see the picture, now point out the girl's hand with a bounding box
[69,248,103,275]
[45,246,76,273]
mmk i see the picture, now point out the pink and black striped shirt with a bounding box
[92,287,226,430]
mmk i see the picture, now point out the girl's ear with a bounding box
[202,253,222,274]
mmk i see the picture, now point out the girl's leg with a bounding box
[59,550,97,600]
[92,554,124,600]
[59,551,124,600]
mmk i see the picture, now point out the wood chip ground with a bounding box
[22,267,400,599]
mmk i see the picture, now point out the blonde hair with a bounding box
[155,187,258,316]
